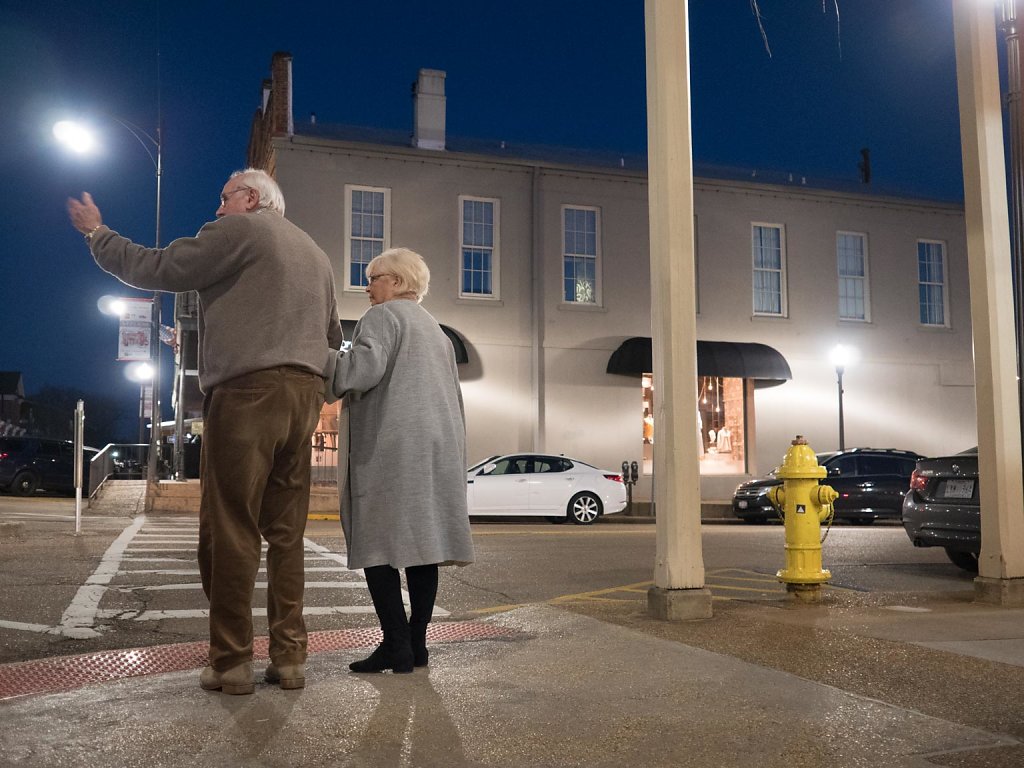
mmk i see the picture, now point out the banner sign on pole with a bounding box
[117,298,154,362]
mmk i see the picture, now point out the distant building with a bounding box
[0,372,29,435]
[241,52,975,502]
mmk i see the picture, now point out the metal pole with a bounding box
[1000,0,1024,457]
[173,329,187,480]
[836,366,846,451]
[74,399,84,534]
[147,126,162,486]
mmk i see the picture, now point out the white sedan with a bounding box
[466,453,628,525]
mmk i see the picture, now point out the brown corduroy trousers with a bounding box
[198,366,324,672]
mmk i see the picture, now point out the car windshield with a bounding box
[467,455,502,472]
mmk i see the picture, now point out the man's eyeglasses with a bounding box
[367,273,395,284]
[219,186,252,206]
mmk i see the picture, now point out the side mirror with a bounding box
[482,463,497,475]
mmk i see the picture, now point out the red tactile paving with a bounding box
[0,622,523,701]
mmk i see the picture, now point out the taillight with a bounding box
[0,452,7,461]
[909,470,928,491]
[604,473,623,483]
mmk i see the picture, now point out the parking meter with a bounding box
[629,461,639,484]
[622,460,638,514]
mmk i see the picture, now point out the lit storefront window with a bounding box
[640,374,747,476]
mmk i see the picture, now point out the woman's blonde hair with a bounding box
[367,247,430,302]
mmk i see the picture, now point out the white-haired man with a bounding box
[68,168,343,695]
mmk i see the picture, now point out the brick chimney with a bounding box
[246,51,293,172]
[412,69,446,150]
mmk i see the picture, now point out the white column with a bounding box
[644,0,711,619]
[953,0,1024,603]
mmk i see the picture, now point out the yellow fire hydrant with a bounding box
[766,436,838,602]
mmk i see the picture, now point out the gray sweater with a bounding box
[90,212,343,391]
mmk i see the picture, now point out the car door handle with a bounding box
[515,479,527,483]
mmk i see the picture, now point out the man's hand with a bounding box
[67,192,103,235]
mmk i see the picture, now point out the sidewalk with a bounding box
[3,488,1023,766]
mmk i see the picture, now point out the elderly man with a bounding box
[68,169,343,695]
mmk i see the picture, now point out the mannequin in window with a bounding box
[717,426,732,453]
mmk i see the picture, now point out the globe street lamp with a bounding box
[55,116,163,485]
[829,344,857,451]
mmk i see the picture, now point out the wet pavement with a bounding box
[2,486,1023,766]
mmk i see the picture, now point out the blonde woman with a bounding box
[330,247,474,672]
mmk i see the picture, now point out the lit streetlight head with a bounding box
[126,362,155,382]
[97,295,128,317]
[830,344,857,370]
[53,120,96,154]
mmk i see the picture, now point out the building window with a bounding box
[917,240,948,326]
[837,231,870,321]
[459,196,499,298]
[562,206,600,305]
[345,185,390,289]
[752,223,786,316]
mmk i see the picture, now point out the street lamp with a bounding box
[829,344,857,451]
[55,116,164,485]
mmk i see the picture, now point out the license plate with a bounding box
[942,479,974,499]
[737,500,748,509]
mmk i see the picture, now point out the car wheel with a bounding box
[11,471,39,496]
[546,516,567,525]
[568,492,602,525]
[945,548,979,573]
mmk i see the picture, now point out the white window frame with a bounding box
[344,184,391,291]
[836,231,871,322]
[751,223,787,317]
[561,204,602,306]
[917,239,950,327]
[458,195,501,300]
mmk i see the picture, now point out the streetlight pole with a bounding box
[830,344,855,452]
[835,364,846,451]
[110,116,163,486]
[54,115,163,485]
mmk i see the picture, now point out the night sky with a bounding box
[1,0,965,439]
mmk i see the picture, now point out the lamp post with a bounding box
[54,117,163,485]
[829,344,856,451]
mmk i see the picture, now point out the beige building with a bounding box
[240,53,975,502]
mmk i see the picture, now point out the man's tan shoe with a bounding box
[199,662,254,695]
[265,662,305,689]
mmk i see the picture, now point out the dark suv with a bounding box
[0,436,98,496]
[732,447,922,524]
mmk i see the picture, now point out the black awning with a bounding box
[607,337,791,388]
[341,319,469,364]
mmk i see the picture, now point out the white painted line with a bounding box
[0,618,55,633]
[95,606,381,621]
[58,514,147,639]
[118,581,368,592]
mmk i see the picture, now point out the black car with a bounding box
[0,436,98,496]
[902,448,979,572]
[732,447,922,524]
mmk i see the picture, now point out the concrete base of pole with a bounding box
[974,576,1024,607]
[647,586,713,621]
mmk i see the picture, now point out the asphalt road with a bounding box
[0,496,973,665]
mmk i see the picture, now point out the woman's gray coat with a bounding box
[331,299,475,570]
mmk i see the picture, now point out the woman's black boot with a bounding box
[349,624,414,673]
[407,564,438,667]
[351,565,414,673]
